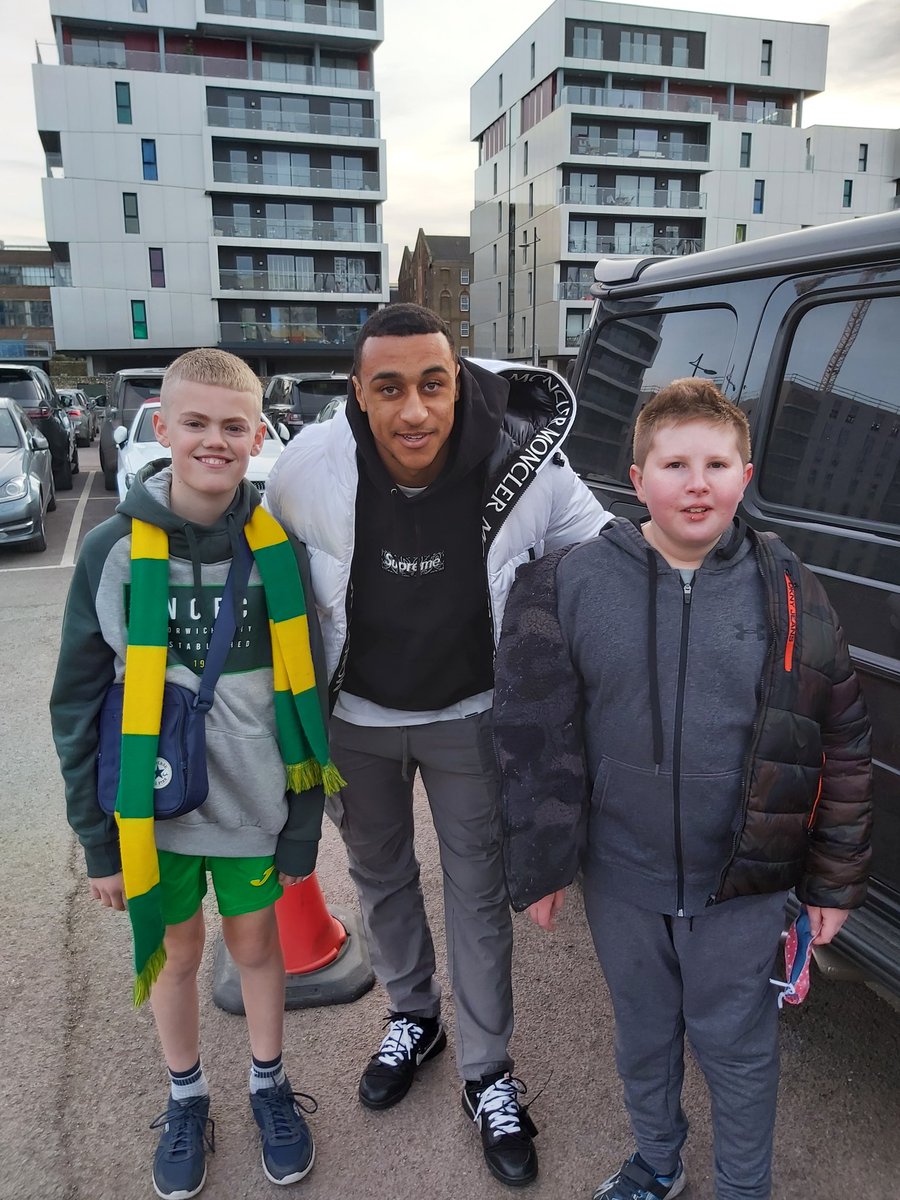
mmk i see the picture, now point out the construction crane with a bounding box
[818,298,871,391]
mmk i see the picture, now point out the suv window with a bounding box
[759,296,900,529]
[566,306,738,486]
[118,380,163,423]
[0,408,21,447]
[0,369,43,403]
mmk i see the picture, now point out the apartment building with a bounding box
[0,244,65,365]
[469,1,900,369]
[33,0,387,374]
[397,230,473,356]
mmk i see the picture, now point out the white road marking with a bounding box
[60,471,96,567]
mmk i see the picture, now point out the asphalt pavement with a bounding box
[2,448,900,1200]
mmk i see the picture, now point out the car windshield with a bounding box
[133,407,159,443]
[122,381,163,421]
[0,409,23,448]
[0,375,40,401]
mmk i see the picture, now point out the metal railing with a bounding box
[206,105,378,138]
[558,86,793,126]
[568,235,703,256]
[212,162,381,190]
[213,215,382,242]
[218,268,382,293]
[218,320,362,345]
[559,185,705,209]
[204,0,377,30]
[570,136,709,162]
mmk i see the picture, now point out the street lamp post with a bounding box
[520,227,540,365]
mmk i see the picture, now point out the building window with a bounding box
[527,272,533,305]
[672,35,688,68]
[123,192,140,233]
[460,293,470,312]
[522,315,527,348]
[497,202,503,233]
[459,346,470,357]
[497,282,502,311]
[761,39,773,76]
[858,143,868,172]
[459,269,470,285]
[523,141,529,176]
[528,182,534,217]
[460,321,470,337]
[740,132,752,168]
[149,247,165,287]
[843,179,853,208]
[752,180,765,215]
[140,138,158,182]
[115,81,132,125]
[493,162,498,195]
[492,322,497,353]
[131,299,148,339]
[735,223,747,243]
[498,73,503,107]
[530,41,535,78]
[492,244,498,274]
[133,0,148,9]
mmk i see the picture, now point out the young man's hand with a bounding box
[805,905,850,945]
[278,872,310,888]
[526,889,567,931]
[89,873,126,910]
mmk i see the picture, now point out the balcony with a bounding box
[204,0,377,30]
[559,186,705,209]
[213,215,382,242]
[557,281,595,300]
[571,136,708,163]
[568,235,703,256]
[219,320,362,345]
[218,268,382,293]
[207,106,378,138]
[212,162,381,190]
[558,86,793,126]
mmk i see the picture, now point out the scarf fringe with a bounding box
[133,943,167,1008]
[286,758,346,796]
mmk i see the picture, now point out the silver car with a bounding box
[0,397,54,552]
[57,387,98,447]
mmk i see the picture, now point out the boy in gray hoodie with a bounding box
[493,380,872,1200]
[51,349,338,1199]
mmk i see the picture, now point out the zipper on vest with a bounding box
[673,577,693,917]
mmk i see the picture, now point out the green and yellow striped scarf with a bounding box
[118,506,343,1006]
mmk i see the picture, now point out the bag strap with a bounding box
[194,534,254,714]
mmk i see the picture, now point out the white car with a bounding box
[114,402,287,502]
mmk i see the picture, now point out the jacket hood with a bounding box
[118,461,260,579]
[345,357,509,495]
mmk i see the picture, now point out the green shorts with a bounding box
[158,850,283,926]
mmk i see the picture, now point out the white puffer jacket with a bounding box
[264,360,610,690]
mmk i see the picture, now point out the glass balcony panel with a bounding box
[567,234,703,256]
[219,269,381,292]
[219,320,364,345]
[571,136,708,162]
[213,162,380,189]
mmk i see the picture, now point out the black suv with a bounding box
[263,372,349,438]
[0,363,78,490]
[100,368,166,490]
[567,210,900,1003]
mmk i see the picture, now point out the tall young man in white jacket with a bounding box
[265,304,608,1187]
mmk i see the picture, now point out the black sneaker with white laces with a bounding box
[358,1012,447,1110]
[462,1072,538,1188]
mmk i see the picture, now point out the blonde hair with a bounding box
[160,348,262,414]
[633,378,751,468]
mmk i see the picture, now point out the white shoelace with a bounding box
[376,1017,424,1067]
[473,1076,524,1136]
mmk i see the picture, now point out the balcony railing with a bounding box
[207,105,378,138]
[219,320,362,345]
[571,136,708,162]
[55,44,372,88]
[558,86,793,126]
[204,0,377,30]
[218,268,382,293]
[559,186,705,209]
[557,281,595,299]
[568,235,703,256]
[213,215,382,242]
[212,162,381,190]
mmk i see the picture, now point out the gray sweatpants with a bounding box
[583,887,788,1200]
[329,713,513,1081]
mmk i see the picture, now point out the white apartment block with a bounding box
[469,1,900,370]
[33,0,387,373]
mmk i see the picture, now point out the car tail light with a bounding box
[67,408,83,417]
[23,406,51,420]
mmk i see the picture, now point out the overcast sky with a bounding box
[0,0,897,281]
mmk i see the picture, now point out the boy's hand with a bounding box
[278,872,310,888]
[89,873,126,911]
[527,889,567,931]
[805,905,850,945]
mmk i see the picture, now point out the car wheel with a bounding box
[47,479,57,512]
[55,451,73,491]
[27,506,47,553]
[76,435,89,448]
[71,444,80,476]
[103,459,117,491]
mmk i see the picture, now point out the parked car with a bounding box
[57,387,98,446]
[314,396,346,423]
[113,401,287,502]
[567,209,900,1003]
[99,368,166,491]
[0,397,55,552]
[263,372,349,437]
[0,363,78,490]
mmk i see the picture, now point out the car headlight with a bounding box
[125,472,135,490]
[1,476,28,501]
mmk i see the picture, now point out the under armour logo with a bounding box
[733,622,768,641]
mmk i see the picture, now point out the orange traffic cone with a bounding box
[211,870,374,1014]
[275,872,346,974]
